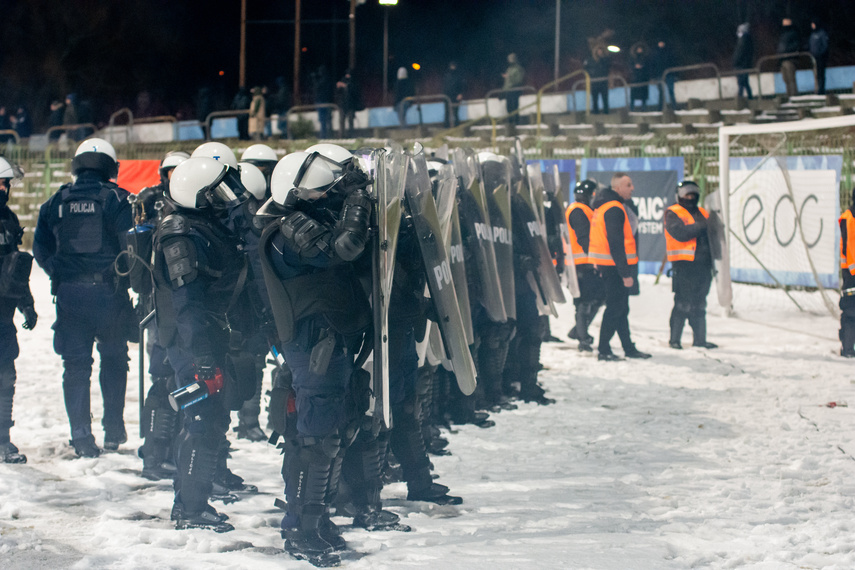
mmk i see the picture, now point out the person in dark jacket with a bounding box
[809,19,830,95]
[588,173,650,361]
[33,138,134,458]
[566,179,604,352]
[12,105,31,139]
[312,66,333,138]
[629,42,650,110]
[664,181,717,349]
[335,69,362,137]
[395,67,415,126]
[584,45,611,114]
[778,18,800,97]
[649,39,676,110]
[443,61,464,126]
[733,23,755,100]
[0,157,37,463]
[231,87,251,140]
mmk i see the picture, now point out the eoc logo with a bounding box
[432,260,452,290]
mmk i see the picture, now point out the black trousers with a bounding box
[597,267,632,354]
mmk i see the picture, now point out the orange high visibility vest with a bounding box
[565,202,594,265]
[664,204,710,262]
[589,200,638,267]
[840,210,855,275]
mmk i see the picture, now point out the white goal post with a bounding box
[718,115,855,318]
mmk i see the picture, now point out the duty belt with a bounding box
[65,273,109,284]
[842,287,855,297]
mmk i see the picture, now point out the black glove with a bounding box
[19,305,37,330]
[519,254,540,273]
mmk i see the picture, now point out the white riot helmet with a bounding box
[168,157,247,210]
[191,141,239,170]
[0,157,24,181]
[238,162,267,201]
[72,137,119,179]
[305,143,353,169]
[241,144,278,166]
[159,151,190,185]
[270,151,336,206]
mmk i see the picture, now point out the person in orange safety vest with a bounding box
[565,179,604,352]
[838,187,855,357]
[664,180,717,349]
[589,172,650,361]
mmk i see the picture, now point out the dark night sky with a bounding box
[0,0,852,129]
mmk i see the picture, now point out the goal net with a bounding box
[718,115,855,319]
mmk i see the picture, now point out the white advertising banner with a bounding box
[728,155,842,289]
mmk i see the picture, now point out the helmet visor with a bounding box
[204,167,247,208]
[291,152,343,201]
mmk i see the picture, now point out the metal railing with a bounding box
[571,75,629,113]
[625,79,664,110]
[756,52,818,98]
[45,123,98,142]
[536,69,589,137]
[483,86,537,120]
[662,63,723,104]
[400,94,455,127]
[204,109,251,140]
[285,104,342,139]
[0,130,21,144]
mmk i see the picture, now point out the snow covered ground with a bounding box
[2,267,854,570]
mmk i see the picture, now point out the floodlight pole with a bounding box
[383,8,389,104]
[293,0,301,104]
[554,0,560,88]
[239,0,247,88]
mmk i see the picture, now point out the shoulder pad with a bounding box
[159,213,189,236]
[160,235,199,289]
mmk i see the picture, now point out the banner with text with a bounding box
[728,155,842,289]
[581,157,684,275]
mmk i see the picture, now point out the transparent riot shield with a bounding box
[405,150,477,395]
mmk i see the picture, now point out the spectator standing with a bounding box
[809,19,830,95]
[196,87,213,139]
[584,45,611,114]
[778,18,800,98]
[248,86,266,140]
[272,76,291,136]
[443,61,464,126]
[231,86,251,140]
[732,23,755,100]
[62,93,79,140]
[48,100,64,142]
[312,66,333,139]
[649,40,676,110]
[501,53,525,125]
[13,105,31,140]
[395,66,414,126]
[335,69,362,137]
[0,108,11,143]
[629,42,650,111]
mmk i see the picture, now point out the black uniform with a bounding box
[665,197,715,348]
[0,188,36,463]
[33,169,133,456]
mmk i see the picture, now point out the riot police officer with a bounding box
[135,150,188,480]
[154,156,258,532]
[257,149,374,564]
[0,157,37,463]
[33,138,133,458]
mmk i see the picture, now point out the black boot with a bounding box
[173,430,233,532]
[141,376,178,480]
[0,367,24,464]
[281,437,339,565]
[236,357,267,442]
[669,305,687,349]
[841,317,855,357]
[689,311,717,348]
[390,396,462,505]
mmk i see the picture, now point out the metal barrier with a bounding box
[483,86,537,120]
[536,69,589,137]
[755,52,818,98]
[45,123,98,143]
[662,63,723,104]
[0,130,21,145]
[400,94,455,127]
[285,104,342,139]
[571,75,629,113]
[204,109,251,140]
